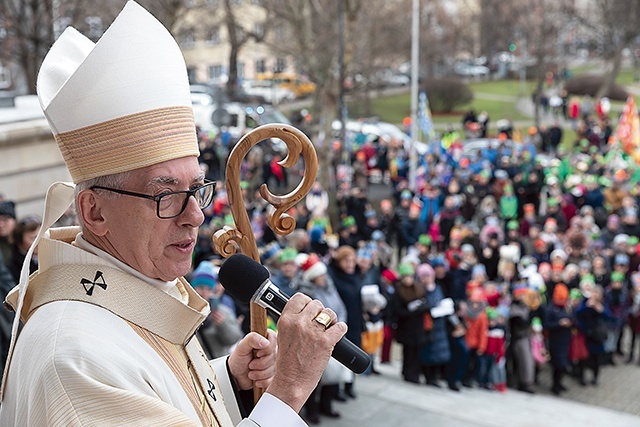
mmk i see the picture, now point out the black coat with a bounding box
[390,287,430,346]
[328,262,363,346]
[544,304,572,369]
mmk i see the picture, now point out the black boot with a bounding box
[344,382,357,399]
[319,385,341,418]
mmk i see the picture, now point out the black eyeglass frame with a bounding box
[90,181,216,219]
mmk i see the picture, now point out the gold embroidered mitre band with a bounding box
[37,1,199,183]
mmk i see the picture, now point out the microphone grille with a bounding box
[218,253,270,303]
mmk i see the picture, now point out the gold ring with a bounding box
[314,312,332,329]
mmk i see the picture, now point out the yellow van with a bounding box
[256,72,315,98]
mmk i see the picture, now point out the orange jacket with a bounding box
[465,312,488,353]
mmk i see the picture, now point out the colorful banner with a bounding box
[418,91,436,142]
[615,95,640,163]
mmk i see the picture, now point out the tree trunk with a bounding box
[596,48,623,99]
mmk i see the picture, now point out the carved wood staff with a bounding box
[213,123,318,400]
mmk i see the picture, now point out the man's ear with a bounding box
[77,190,108,237]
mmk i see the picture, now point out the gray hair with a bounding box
[74,171,131,227]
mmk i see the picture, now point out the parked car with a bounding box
[256,72,316,98]
[241,80,295,105]
[453,62,490,77]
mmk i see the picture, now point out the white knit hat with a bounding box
[37,1,199,183]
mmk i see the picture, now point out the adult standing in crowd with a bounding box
[327,245,363,398]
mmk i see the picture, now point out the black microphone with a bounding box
[218,253,371,374]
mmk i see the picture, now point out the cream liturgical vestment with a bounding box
[0,226,252,426]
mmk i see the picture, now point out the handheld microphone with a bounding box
[218,253,371,374]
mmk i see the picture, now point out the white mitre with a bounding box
[36,0,199,184]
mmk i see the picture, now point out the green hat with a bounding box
[598,176,611,187]
[486,307,499,320]
[547,197,558,207]
[629,236,639,246]
[570,288,583,300]
[398,263,415,277]
[278,247,299,263]
[611,271,625,282]
[531,317,542,328]
[342,216,356,227]
[579,138,589,147]
[418,234,432,246]
[507,219,519,230]
[580,274,595,285]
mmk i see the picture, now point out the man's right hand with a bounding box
[266,293,347,413]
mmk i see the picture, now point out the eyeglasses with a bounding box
[91,181,216,219]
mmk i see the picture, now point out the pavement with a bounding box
[313,353,640,427]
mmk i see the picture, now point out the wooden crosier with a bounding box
[213,123,318,400]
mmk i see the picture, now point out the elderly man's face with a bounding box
[94,157,205,281]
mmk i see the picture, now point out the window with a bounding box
[209,65,223,80]
[255,59,266,73]
[206,27,220,45]
[0,63,11,89]
[238,63,245,79]
[275,58,286,73]
[181,28,196,47]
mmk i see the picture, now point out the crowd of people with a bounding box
[2,92,640,424]
[189,96,640,423]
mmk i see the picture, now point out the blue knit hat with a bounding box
[191,260,218,289]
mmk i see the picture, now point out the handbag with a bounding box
[423,312,434,332]
[569,331,589,361]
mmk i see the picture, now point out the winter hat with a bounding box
[430,256,448,270]
[309,225,325,244]
[418,234,432,246]
[486,307,499,320]
[507,219,519,230]
[260,241,282,264]
[611,271,625,282]
[191,260,218,289]
[416,263,435,279]
[300,253,328,282]
[614,253,630,266]
[613,234,630,247]
[570,288,583,301]
[398,263,415,277]
[278,247,298,264]
[381,269,399,283]
[461,243,475,254]
[37,1,199,184]
[342,216,356,227]
[356,248,373,260]
[531,317,543,332]
[550,249,568,262]
[0,201,16,219]
[552,283,569,305]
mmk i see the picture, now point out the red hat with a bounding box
[381,269,399,283]
[300,253,328,282]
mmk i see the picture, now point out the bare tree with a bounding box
[570,0,640,99]
[1,0,57,93]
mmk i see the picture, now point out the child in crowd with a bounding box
[484,307,505,391]
[462,288,488,388]
[530,317,549,385]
